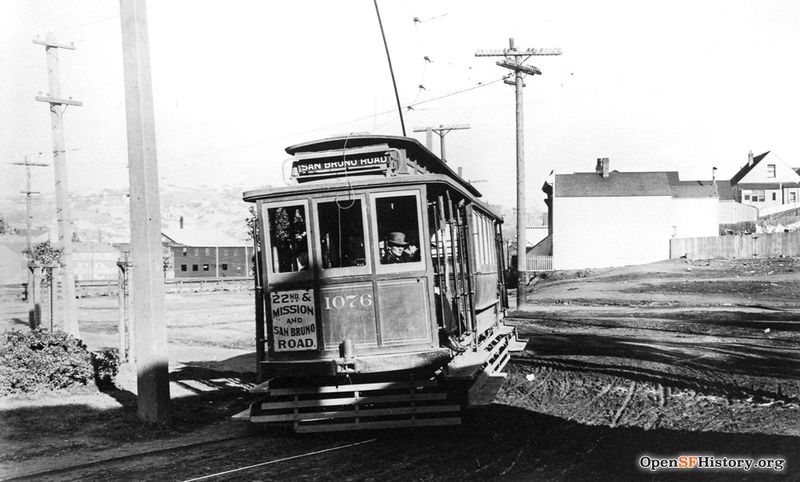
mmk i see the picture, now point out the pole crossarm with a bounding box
[12,162,49,167]
[411,124,470,163]
[32,38,76,50]
[475,47,562,57]
[35,95,83,106]
[496,60,541,76]
[413,124,471,135]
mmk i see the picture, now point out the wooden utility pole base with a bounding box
[120,0,170,424]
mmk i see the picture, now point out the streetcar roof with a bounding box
[292,135,480,193]
[243,173,502,221]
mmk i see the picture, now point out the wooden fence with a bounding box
[1,276,252,302]
[526,255,553,272]
[670,230,800,260]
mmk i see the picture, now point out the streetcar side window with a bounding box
[375,194,422,266]
[266,204,309,273]
[317,199,367,269]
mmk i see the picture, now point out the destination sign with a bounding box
[293,152,392,178]
[270,289,317,352]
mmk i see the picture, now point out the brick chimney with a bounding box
[179,215,184,229]
[712,166,718,196]
[747,150,754,167]
[596,157,610,178]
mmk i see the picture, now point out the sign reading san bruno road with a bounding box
[293,152,391,178]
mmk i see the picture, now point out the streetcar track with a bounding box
[182,438,377,481]
[2,433,261,481]
[4,434,380,482]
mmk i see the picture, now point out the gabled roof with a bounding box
[730,151,770,186]
[554,170,721,199]
[162,228,247,247]
[670,179,718,198]
[715,180,735,201]
[555,171,674,197]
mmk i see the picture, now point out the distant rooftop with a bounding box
[162,227,247,247]
[551,165,724,199]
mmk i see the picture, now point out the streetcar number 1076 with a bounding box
[322,293,373,310]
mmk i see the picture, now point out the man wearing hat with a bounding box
[381,232,420,264]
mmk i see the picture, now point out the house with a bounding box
[715,179,758,225]
[162,227,252,278]
[730,151,800,213]
[542,158,722,270]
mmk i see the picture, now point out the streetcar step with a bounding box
[238,379,462,432]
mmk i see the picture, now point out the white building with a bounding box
[542,158,722,270]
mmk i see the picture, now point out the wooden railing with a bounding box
[2,276,253,301]
[526,255,553,272]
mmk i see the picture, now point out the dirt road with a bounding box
[2,258,800,480]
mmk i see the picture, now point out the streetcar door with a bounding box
[260,200,319,354]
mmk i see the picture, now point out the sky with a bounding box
[2,0,799,215]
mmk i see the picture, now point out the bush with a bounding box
[91,349,120,390]
[0,329,94,396]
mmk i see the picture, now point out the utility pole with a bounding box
[476,38,561,307]
[34,32,82,336]
[120,0,171,424]
[12,155,49,328]
[413,124,470,163]
[11,155,49,250]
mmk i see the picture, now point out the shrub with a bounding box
[0,329,94,396]
[91,349,120,390]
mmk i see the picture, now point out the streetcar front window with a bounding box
[266,204,309,273]
[317,199,367,269]
[375,194,422,265]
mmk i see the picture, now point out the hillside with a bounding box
[1,185,258,244]
[2,186,534,246]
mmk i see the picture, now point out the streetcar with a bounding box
[235,134,526,432]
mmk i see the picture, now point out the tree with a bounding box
[162,253,173,278]
[246,205,259,244]
[22,241,63,267]
[0,216,10,235]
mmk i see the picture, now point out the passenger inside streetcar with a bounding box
[380,231,420,264]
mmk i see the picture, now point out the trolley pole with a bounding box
[120,0,171,424]
[475,39,561,307]
[33,33,82,336]
[413,124,470,163]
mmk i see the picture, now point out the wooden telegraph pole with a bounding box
[413,124,470,163]
[119,0,170,423]
[11,156,49,250]
[475,39,561,307]
[12,156,48,327]
[33,33,82,336]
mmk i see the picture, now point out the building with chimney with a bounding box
[541,158,729,270]
[729,150,800,213]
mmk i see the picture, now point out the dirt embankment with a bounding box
[500,257,800,437]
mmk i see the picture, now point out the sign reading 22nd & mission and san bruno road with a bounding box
[270,289,317,351]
